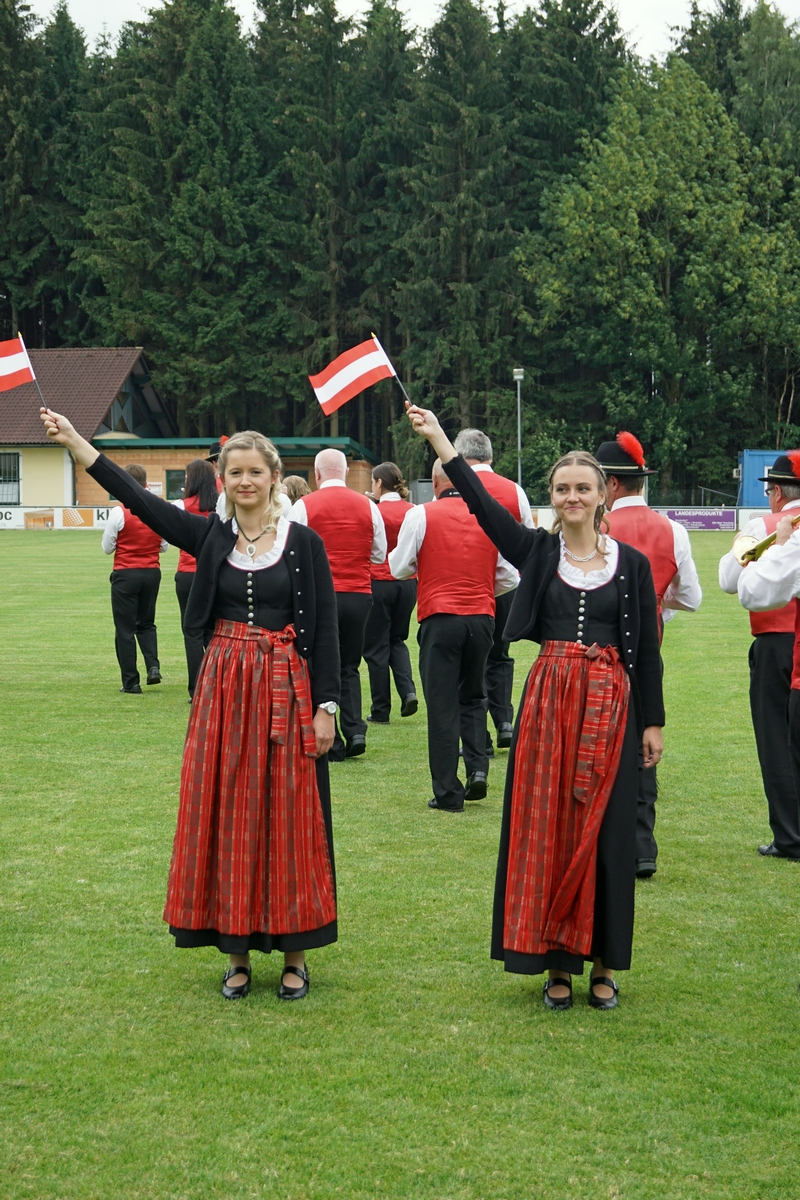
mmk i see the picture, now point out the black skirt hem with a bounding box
[169,919,337,954]
[493,947,631,976]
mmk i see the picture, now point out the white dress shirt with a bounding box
[471,463,535,529]
[610,495,703,613]
[389,504,520,595]
[738,530,800,611]
[102,506,169,556]
[719,499,800,594]
[289,478,387,564]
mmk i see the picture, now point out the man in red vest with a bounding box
[454,428,534,752]
[289,448,387,761]
[721,453,800,859]
[390,458,519,812]
[596,433,702,878]
[101,464,168,694]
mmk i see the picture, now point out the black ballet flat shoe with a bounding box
[588,975,619,1010]
[496,722,514,748]
[543,977,573,1010]
[221,965,251,1000]
[278,964,310,1001]
[400,693,418,718]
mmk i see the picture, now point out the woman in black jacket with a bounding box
[407,404,664,1011]
[41,408,340,1003]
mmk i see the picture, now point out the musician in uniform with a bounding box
[453,429,534,752]
[102,464,169,693]
[290,449,387,760]
[390,459,518,811]
[595,433,702,878]
[732,453,800,860]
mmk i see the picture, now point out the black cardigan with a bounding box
[443,455,665,729]
[87,454,340,707]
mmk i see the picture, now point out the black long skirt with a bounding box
[491,672,639,976]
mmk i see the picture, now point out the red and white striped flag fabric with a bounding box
[0,336,36,393]
[309,336,396,416]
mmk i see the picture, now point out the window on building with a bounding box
[166,470,186,500]
[0,452,20,504]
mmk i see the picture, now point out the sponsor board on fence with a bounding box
[653,507,738,532]
[0,507,113,530]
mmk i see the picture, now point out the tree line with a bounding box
[2,0,800,500]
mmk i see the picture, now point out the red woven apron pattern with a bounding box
[504,640,630,958]
[163,620,336,936]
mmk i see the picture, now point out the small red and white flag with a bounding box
[0,336,36,393]
[309,336,396,416]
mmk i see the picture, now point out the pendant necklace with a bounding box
[241,528,271,559]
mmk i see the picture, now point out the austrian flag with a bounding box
[0,336,36,393]
[309,336,396,416]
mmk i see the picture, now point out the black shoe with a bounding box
[367,715,390,724]
[588,975,619,1010]
[400,693,418,718]
[496,722,514,749]
[278,963,309,1000]
[146,666,162,685]
[543,977,572,1010]
[758,841,800,860]
[222,964,251,999]
[119,685,143,694]
[428,797,464,812]
[344,736,366,758]
[464,771,488,801]
[636,859,657,878]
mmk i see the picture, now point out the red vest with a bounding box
[371,498,415,581]
[302,485,377,594]
[792,601,800,689]
[113,508,163,570]
[177,493,214,573]
[473,468,521,520]
[416,496,498,621]
[605,504,677,605]
[744,510,797,636]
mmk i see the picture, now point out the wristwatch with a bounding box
[318,701,338,715]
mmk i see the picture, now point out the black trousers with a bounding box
[363,579,417,720]
[110,568,161,690]
[331,591,373,757]
[418,613,494,809]
[635,651,664,863]
[485,587,515,731]
[755,637,800,855]
[175,571,215,697]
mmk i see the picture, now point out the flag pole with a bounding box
[371,331,413,406]
[19,332,46,408]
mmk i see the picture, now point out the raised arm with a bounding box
[405,403,540,568]
[40,407,212,555]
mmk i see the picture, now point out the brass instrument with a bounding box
[733,511,800,565]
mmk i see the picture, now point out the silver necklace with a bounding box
[565,541,601,563]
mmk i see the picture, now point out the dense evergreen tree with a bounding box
[672,0,749,111]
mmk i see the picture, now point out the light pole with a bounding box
[513,368,524,487]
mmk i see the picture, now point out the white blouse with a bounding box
[557,533,619,591]
[227,515,290,571]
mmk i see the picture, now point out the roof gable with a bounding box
[0,348,169,445]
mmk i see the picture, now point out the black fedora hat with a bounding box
[206,436,228,463]
[595,432,657,477]
[758,452,800,484]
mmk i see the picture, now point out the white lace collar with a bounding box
[557,532,619,591]
[227,515,290,570]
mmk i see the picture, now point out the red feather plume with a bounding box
[788,450,800,480]
[616,431,645,469]
[219,435,229,447]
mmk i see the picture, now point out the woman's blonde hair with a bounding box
[548,451,608,537]
[218,430,284,528]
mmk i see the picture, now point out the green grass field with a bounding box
[0,530,798,1200]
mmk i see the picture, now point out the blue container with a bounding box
[738,449,783,507]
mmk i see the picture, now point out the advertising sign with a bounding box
[656,507,737,532]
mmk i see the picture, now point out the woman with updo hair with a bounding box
[363,462,419,723]
[282,475,312,504]
[40,409,340,1003]
[406,406,664,1012]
